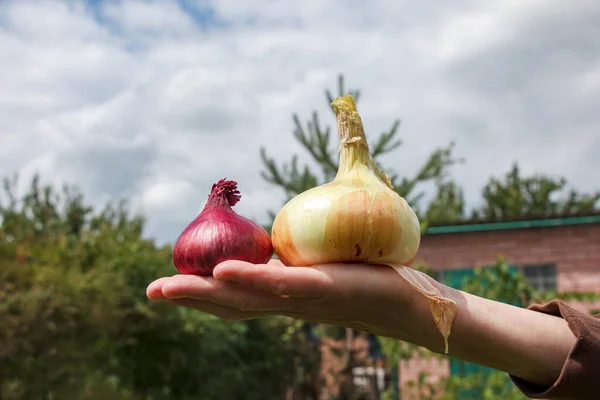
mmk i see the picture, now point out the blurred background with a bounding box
[1,1,599,399]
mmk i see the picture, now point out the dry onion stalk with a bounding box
[272,95,457,353]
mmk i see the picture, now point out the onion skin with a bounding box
[272,182,420,267]
[173,179,273,276]
[271,95,421,267]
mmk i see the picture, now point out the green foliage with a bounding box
[534,291,600,303]
[382,370,529,400]
[473,162,600,220]
[0,174,306,400]
[460,257,530,306]
[440,371,529,400]
[457,256,600,306]
[423,181,466,225]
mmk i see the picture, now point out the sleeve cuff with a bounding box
[508,300,600,400]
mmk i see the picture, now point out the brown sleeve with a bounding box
[509,300,600,400]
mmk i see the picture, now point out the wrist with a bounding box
[358,267,451,352]
[401,275,457,353]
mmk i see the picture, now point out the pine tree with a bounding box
[259,74,465,230]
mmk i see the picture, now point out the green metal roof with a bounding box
[424,215,600,235]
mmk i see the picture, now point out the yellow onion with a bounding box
[271,95,457,354]
[272,95,421,267]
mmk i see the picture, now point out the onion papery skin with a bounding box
[271,176,420,267]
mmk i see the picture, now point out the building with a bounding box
[396,213,600,398]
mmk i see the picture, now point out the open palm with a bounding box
[146,259,437,344]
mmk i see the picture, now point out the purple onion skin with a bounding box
[172,179,273,276]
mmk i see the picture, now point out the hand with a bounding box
[146,259,443,350]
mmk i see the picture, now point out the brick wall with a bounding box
[416,223,600,292]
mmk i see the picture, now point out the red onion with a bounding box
[172,179,273,276]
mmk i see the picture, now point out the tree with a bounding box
[424,181,466,225]
[472,162,600,220]
[259,74,464,230]
[258,75,467,399]
[0,174,307,400]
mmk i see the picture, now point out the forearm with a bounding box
[418,285,576,386]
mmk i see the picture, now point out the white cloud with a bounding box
[1,0,599,245]
[103,0,196,34]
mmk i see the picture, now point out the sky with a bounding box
[1,0,599,245]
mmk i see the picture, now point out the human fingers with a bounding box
[145,259,287,301]
[167,298,278,321]
[159,274,294,312]
[147,277,171,300]
[213,260,334,298]
[267,258,286,267]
